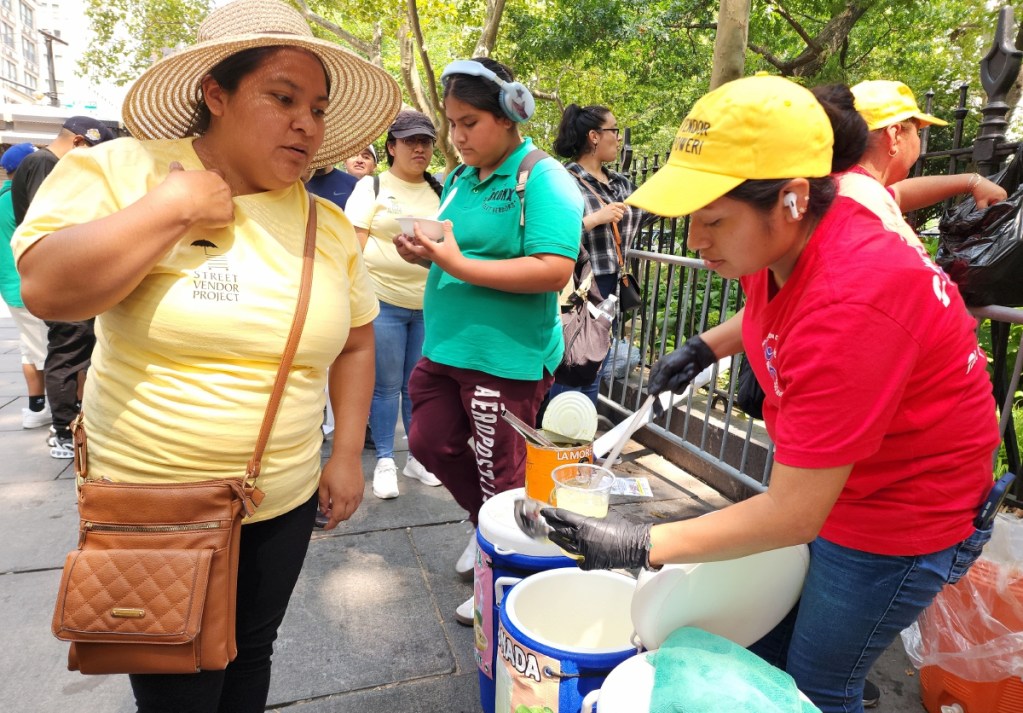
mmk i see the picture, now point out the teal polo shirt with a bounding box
[423,138,584,380]
[0,180,22,308]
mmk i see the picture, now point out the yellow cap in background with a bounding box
[851,80,948,131]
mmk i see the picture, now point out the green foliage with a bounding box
[80,0,211,85]
[994,403,1023,478]
[80,0,1008,161]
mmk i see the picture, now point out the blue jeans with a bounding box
[750,526,992,713]
[369,300,424,460]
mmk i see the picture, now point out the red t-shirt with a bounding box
[740,197,999,555]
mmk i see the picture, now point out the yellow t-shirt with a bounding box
[345,171,439,309]
[13,137,379,523]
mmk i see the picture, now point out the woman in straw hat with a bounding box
[13,0,399,708]
[540,75,999,713]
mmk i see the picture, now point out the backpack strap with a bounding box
[445,150,546,226]
[449,164,469,185]
[515,149,549,227]
[372,174,380,198]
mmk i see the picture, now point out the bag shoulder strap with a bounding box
[73,195,319,513]
[575,171,626,266]
[515,149,549,227]
[244,194,318,487]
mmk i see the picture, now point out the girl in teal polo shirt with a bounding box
[394,57,583,625]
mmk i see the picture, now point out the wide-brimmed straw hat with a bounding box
[122,0,401,168]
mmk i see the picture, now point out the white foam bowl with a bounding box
[396,216,445,242]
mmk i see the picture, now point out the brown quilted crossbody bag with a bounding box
[50,196,317,675]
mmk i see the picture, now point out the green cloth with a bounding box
[422,138,583,380]
[650,627,821,713]
[0,180,22,308]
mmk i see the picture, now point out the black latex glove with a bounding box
[541,507,652,571]
[648,335,716,397]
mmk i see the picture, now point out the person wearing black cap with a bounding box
[10,115,117,458]
[11,116,117,224]
[346,109,444,501]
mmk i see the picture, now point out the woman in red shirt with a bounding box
[543,75,1000,713]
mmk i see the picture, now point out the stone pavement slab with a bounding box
[0,568,135,712]
[266,673,480,712]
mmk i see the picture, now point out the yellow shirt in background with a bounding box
[345,171,439,310]
[13,138,379,522]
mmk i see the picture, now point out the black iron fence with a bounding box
[601,6,1023,507]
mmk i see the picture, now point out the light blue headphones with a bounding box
[440,60,536,123]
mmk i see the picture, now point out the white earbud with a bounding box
[783,192,799,219]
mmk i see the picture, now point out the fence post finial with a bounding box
[974,6,1023,175]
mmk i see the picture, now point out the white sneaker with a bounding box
[402,455,441,486]
[22,406,51,429]
[454,595,474,626]
[372,458,399,499]
[47,427,74,459]
[455,528,477,581]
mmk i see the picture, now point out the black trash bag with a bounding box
[936,148,1023,307]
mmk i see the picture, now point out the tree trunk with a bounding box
[710,0,751,90]
[474,0,508,57]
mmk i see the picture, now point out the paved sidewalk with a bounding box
[0,311,926,712]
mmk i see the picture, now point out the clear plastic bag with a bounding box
[607,338,641,380]
[901,513,1023,682]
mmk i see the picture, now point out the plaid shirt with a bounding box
[565,162,645,276]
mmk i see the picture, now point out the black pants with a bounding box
[44,319,95,430]
[129,495,317,713]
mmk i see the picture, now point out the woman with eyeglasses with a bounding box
[550,104,648,404]
[346,110,445,499]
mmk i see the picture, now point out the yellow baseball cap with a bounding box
[626,75,834,218]
[850,80,948,131]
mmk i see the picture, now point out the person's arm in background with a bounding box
[318,322,373,529]
[582,202,625,231]
[893,173,1006,212]
[18,162,234,321]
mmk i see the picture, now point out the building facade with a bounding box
[0,0,43,104]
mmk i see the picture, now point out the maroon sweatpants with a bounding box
[408,358,554,525]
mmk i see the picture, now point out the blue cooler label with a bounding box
[494,622,560,712]
[474,546,494,678]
